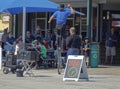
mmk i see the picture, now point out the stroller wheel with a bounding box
[11,68,16,74]
[3,68,9,74]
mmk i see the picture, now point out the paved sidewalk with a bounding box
[0,65,120,89]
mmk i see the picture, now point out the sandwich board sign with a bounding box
[63,55,89,82]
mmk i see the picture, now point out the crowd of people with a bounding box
[1,26,91,67]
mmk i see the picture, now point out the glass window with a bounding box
[37,12,46,18]
[81,18,87,31]
[112,14,120,19]
[37,19,45,30]
[81,8,87,16]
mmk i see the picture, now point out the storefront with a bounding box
[12,0,120,64]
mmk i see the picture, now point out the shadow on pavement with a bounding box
[33,75,53,77]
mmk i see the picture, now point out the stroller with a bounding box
[3,51,18,74]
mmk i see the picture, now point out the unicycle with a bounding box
[56,49,63,74]
[55,25,65,75]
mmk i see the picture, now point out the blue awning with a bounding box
[0,0,85,44]
[2,0,59,14]
[0,0,85,15]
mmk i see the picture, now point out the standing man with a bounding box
[105,28,117,64]
[66,27,81,59]
[48,4,74,49]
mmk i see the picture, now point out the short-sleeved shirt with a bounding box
[52,10,71,25]
[25,35,35,43]
[41,45,47,58]
[45,35,52,42]
[5,36,15,45]
[106,33,117,47]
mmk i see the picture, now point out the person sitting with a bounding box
[4,32,16,54]
[15,39,25,66]
[43,38,50,49]
[34,26,42,43]
[1,28,8,57]
[45,30,52,48]
[36,41,47,68]
[15,39,24,55]
[16,35,22,43]
[25,31,35,44]
[1,28,8,49]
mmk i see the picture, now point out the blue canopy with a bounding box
[0,0,85,16]
[2,0,59,14]
[0,0,84,44]
[0,0,84,15]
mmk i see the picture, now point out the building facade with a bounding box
[13,0,120,64]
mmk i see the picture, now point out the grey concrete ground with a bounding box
[0,65,120,89]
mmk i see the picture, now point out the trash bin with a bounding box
[90,42,99,68]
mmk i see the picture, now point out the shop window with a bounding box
[37,12,46,18]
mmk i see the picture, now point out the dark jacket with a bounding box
[66,34,81,49]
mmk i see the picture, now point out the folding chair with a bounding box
[17,51,36,76]
[21,60,35,76]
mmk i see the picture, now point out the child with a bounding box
[39,42,47,59]
[36,41,47,68]
[82,37,90,67]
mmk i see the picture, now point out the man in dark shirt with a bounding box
[4,32,16,52]
[66,27,81,59]
[25,31,35,43]
[105,28,117,64]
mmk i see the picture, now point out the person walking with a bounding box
[66,27,81,59]
[48,4,74,49]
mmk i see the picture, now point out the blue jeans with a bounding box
[4,45,15,52]
[67,48,79,60]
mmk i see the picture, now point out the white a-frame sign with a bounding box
[63,55,89,82]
